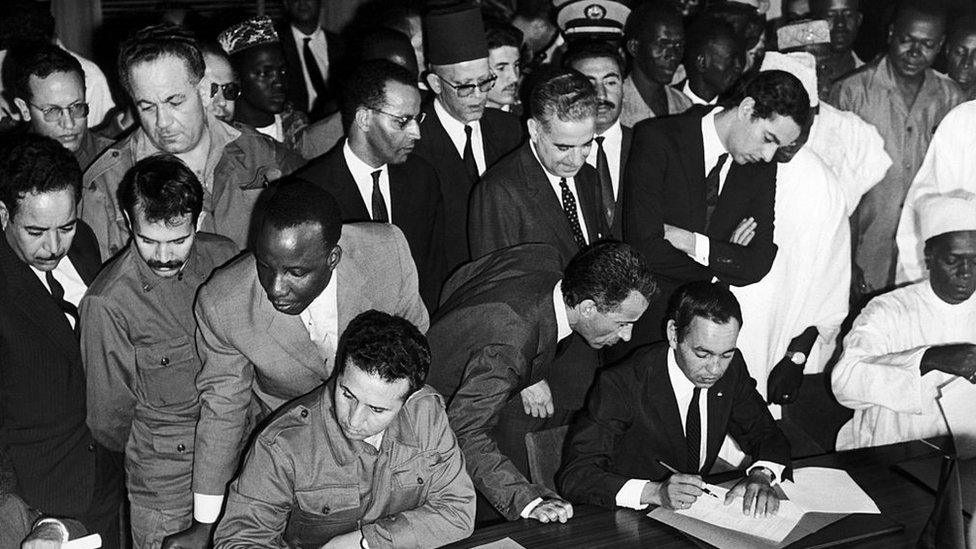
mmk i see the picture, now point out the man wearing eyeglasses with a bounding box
[294,59,446,310]
[200,42,239,123]
[414,3,523,273]
[82,24,305,260]
[3,44,112,172]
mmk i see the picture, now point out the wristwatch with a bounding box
[787,351,807,365]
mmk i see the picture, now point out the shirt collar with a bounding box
[597,119,623,142]
[434,97,479,137]
[343,139,386,173]
[552,280,572,341]
[683,81,717,106]
[701,107,727,169]
[132,113,239,161]
[290,24,325,41]
[667,346,698,397]
[530,140,570,183]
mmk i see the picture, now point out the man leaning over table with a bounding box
[558,281,791,516]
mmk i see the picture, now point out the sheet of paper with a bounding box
[470,538,526,549]
[938,377,976,459]
[63,534,102,549]
[672,483,804,543]
[781,467,880,514]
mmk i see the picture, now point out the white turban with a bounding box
[918,190,976,241]
[760,51,819,107]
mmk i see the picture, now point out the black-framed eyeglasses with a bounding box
[436,73,497,97]
[28,101,89,122]
[210,82,242,101]
[371,108,426,130]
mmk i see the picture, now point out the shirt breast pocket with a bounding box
[390,451,441,506]
[285,485,361,547]
[134,338,200,408]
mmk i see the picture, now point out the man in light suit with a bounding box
[0,134,122,546]
[163,179,428,548]
[620,70,810,353]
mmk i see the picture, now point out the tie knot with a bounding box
[595,135,605,146]
[691,387,701,399]
[559,177,569,188]
[464,124,474,137]
[304,37,312,45]
[371,169,382,184]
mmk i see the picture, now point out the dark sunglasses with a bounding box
[210,82,242,101]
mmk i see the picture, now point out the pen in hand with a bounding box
[657,459,720,499]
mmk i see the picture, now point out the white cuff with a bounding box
[749,461,786,486]
[692,233,710,266]
[520,497,543,518]
[193,493,225,523]
[34,518,69,542]
[615,479,650,510]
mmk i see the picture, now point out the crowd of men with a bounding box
[1,0,975,547]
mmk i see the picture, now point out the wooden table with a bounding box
[445,439,948,548]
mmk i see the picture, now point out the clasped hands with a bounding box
[648,470,780,517]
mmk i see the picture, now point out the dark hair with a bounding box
[118,24,206,96]
[666,281,743,342]
[809,0,860,15]
[0,134,81,219]
[562,241,658,312]
[948,11,976,45]
[683,18,741,71]
[701,3,765,50]
[562,39,624,75]
[486,21,523,51]
[2,44,85,103]
[530,68,598,126]
[334,310,430,399]
[723,69,811,128]
[261,177,343,246]
[514,0,556,23]
[625,2,683,43]
[197,39,232,65]
[0,1,55,50]
[341,59,417,129]
[359,27,415,67]
[117,154,204,226]
[891,0,947,32]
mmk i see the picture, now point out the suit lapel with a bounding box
[335,250,369,334]
[676,111,708,230]
[335,149,372,220]
[519,146,580,253]
[388,163,416,232]
[645,348,691,468]
[575,167,608,241]
[705,371,734,469]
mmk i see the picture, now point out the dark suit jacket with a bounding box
[276,22,345,120]
[557,343,791,509]
[426,244,565,520]
[411,101,524,272]
[469,142,608,264]
[294,141,447,309]
[0,221,102,517]
[609,125,633,239]
[622,106,777,287]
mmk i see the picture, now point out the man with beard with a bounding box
[218,17,308,152]
[680,19,744,106]
[832,192,976,450]
[620,2,691,125]
[83,24,304,258]
[414,2,523,272]
[485,21,523,114]
[162,179,427,548]
[564,40,630,235]
[830,1,964,300]
[0,134,122,547]
[81,155,237,547]
[3,44,112,172]
[943,14,976,101]
[294,60,446,310]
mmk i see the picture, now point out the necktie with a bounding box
[303,37,328,112]
[704,153,729,229]
[462,125,479,182]
[370,169,389,222]
[594,136,615,227]
[46,270,79,333]
[686,387,702,473]
[559,178,587,250]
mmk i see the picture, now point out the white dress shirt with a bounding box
[194,277,339,523]
[682,81,718,106]
[584,120,623,199]
[615,348,785,510]
[343,142,392,221]
[31,256,86,329]
[521,280,574,518]
[530,142,590,243]
[434,99,487,174]
[690,107,732,267]
[289,25,330,112]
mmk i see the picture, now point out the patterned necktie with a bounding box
[704,153,729,229]
[559,178,587,250]
[46,270,79,333]
[686,387,702,473]
[462,125,479,182]
[594,136,615,227]
[303,37,327,112]
[370,169,389,222]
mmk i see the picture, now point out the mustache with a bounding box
[39,253,64,262]
[147,259,184,270]
[598,99,616,110]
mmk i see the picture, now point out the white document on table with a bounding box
[780,467,880,514]
[673,484,804,543]
[63,534,102,549]
[470,538,526,549]
[938,377,976,459]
